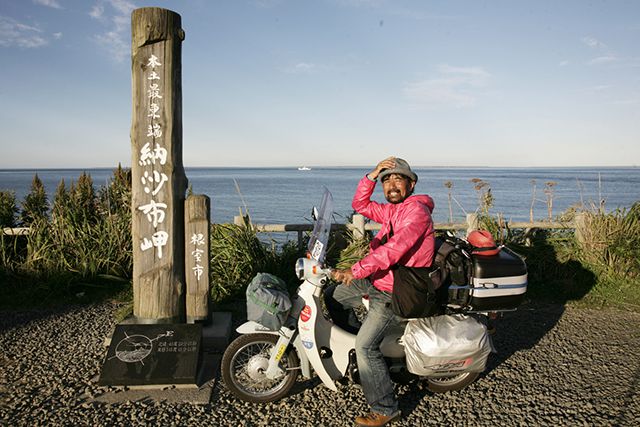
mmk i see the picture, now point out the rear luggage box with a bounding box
[469,247,527,311]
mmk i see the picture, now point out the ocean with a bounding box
[1,167,639,227]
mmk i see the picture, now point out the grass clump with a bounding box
[572,203,640,308]
[209,220,305,303]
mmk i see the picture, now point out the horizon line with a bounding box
[1,164,639,170]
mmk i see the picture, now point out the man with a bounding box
[330,156,435,427]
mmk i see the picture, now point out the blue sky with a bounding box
[1,0,639,168]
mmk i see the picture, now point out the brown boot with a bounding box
[354,410,401,426]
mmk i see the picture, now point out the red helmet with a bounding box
[467,230,500,256]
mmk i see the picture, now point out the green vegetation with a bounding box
[0,167,305,310]
[475,203,640,310]
[1,171,638,312]
[1,166,133,307]
[209,220,304,302]
[0,191,19,228]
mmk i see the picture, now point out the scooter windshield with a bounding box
[307,188,333,264]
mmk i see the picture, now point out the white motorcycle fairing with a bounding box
[296,280,356,391]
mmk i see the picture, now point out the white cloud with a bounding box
[109,0,136,15]
[588,55,619,65]
[282,62,317,74]
[90,0,136,62]
[403,64,491,108]
[333,0,387,8]
[89,4,105,19]
[436,64,490,82]
[53,32,63,39]
[0,16,48,48]
[581,36,607,49]
[251,0,285,8]
[559,60,569,67]
[580,35,626,67]
[33,0,63,9]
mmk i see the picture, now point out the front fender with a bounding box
[236,321,279,335]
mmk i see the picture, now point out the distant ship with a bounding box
[298,166,311,171]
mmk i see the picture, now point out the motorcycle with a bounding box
[221,189,527,403]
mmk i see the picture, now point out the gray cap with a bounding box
[378,158,418,182]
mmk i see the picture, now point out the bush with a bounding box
[0,191,18,228]
[0,191,21,277]
[572,204,640,307]
[209,222,268,302]
[576,203,640,279]
[20,174,48,226]
[0,167,133,306]
[209,222,305,303]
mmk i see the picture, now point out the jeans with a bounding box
[326,279,400,416]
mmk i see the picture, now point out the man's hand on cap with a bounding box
[368,157,396,181]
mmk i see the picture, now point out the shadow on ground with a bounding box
[484,238,597,374]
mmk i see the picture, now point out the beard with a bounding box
[384,189,407,204]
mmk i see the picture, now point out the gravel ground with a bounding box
[1,301,639,426]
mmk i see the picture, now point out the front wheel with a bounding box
[221,333,299,403]
[427,371,479,393]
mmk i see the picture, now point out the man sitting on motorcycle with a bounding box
[329,156,435,427]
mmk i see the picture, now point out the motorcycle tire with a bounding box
[426,371,479,393]
[221,333,299,403]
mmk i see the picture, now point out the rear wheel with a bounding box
[427,371,479,393]
[221,333,299,403]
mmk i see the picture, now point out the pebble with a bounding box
[1,302,639,426]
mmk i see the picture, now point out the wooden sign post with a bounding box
[131,8,188,323]
[185,195,211,323]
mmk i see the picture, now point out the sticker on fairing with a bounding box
[274,344,286,361]
[302,340,314,349]
[311,240,324,260]
[300,305,312,322]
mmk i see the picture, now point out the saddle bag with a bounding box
[402,314,492,376]
[391,265,443,319]
[246,273,292,330]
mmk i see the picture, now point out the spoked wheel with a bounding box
[221,333,299,403]
[427,371,479,393]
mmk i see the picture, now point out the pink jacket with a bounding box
[350,176,435,293]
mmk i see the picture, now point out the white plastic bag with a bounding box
[402,314,491,376]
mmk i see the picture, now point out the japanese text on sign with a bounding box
[137,54,171,260]
[190,233,205,281]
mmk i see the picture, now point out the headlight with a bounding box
[295,258,305,280]
[295,257,324,280]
